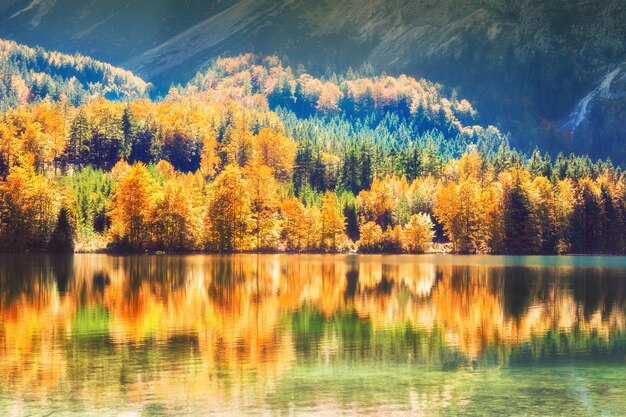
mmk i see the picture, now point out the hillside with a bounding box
[175,54,510,176]
[0,38,150,109]
[2,0,626,160]
[0,45,621,256]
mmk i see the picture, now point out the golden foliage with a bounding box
[108,162,159,249]
[402,213,435,253]
[204,164,252,252]
[320,192,346,252]
[0,156,61,249]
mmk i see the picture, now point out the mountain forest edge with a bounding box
[1,42,624,255]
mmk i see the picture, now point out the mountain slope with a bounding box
[560,63,626,158]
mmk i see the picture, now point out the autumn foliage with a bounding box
[0,55,625,254]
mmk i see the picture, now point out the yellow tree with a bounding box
[383,225,404,253]
[155,159,176,180]
[481,182,504,252]
[355,176,396,230]
[279,195,327,252]
[151,173,204,250]
[402,213,435,253]
[18,119,45,171]
[108,162,160,249]
[280,197,309,252]
[532,175,560,253]
[320,191,346,252]
[434,178,487,253]
[457,147,484,181]
[246,162,281,250]
[200,134,220,178]
[31,102,66,173]
[252,128,297,181]
[303,204,323,250]
[205,164,251,252]
[0,155,60,250]
[358,221,383,252]
[0,116,19,173]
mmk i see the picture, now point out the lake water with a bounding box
[1,254,625,416]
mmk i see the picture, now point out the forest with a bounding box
[0,53,623,254]
[0,39,150,109]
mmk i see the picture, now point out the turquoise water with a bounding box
[0,254,625,416]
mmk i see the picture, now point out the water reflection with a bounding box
[1,254,625,415]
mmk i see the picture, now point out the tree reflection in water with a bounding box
[0,254,625,415]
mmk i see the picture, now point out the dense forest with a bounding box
[0,53,623,254]
[0,39,150,109]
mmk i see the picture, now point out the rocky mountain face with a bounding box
[1,0,625,158]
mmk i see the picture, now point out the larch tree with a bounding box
[246,162,281,251]
[151,172,204,251]
[108,161,159,249]
[358,221,383,253]
[200,133,220,179]
[402,213,435,253]
[320,191,346,252]
[204,164,251,252]
[434,178,487,253]
[253,128,297,182]
[280,197,309,252]
[0,156,60,250]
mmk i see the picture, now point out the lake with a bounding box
[1,254,625,416]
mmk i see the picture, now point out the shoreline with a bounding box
[4,249,626,257]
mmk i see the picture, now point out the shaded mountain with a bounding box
[559,63,626,159]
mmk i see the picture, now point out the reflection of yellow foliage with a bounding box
[1,255,625,406]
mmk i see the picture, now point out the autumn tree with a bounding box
[108,161,159,249]
[246,162,281,250]
[434,177,499,254]
[402,213,435,253]
[434,150,504,253]
[355,177,397,230]
[205,164,251,252]
[358,221,383,253]
[200,134,220,179]
[0,156,60,250]
[320,191,346,252]
[151,169,204,250]
[281,197,309,252]
[253,128,296,182]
